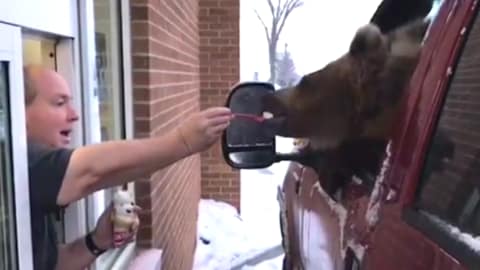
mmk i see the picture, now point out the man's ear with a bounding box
[349,24,386,57]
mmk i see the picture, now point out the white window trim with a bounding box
[120,0,135,194]
[80,0,137,268]
[1,0,87,262]
[113,1,137,267]
[0,23,34,270]
[78,0,108,238]
[121,0,134,142]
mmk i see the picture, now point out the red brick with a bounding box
[199,0,240,210]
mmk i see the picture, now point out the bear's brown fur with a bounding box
[262,19,431,195]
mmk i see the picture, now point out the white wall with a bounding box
[0,0,76,37]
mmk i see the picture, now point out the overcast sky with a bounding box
[240,0,383,81]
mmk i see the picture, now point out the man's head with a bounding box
[262,19,430,150]
[24,65,79,147]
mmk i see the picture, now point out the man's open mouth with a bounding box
[60,129,72,138]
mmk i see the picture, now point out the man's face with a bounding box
[25,70,79,147]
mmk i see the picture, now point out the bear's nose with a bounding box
[126,209,132,214]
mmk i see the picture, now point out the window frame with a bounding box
[1,0,87,266]
[79,0,136,268]
[402,3,480,268]
[0,23,34,270]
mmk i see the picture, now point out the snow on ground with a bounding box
[193,137,294,270]
[241,137,294,245]
[193,199,284,270]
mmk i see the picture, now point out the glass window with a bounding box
[413,4,480,249]
[0,62,18,269]
[92,0,127,206]
[91,0,131,268]
[94,0,125,142]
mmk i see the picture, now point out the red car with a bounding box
[223,0,480,269]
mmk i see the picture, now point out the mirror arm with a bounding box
[275,152,306,162]
[275,151,329,167]
[275,152,318,163]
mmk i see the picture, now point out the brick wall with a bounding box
[199,0,241,210]
[130,0,201,269]
[130,0,241,268]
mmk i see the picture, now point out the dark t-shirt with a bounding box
[28,142,73,270]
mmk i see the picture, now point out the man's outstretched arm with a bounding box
[56,107,231,206]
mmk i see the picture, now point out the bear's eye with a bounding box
[130,202,134,206]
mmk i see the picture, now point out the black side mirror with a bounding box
[222,82,277,169]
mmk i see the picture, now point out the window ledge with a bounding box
[403,208,480,269]
[127,248,163,270]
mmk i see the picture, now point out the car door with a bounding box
[365,1,480,269]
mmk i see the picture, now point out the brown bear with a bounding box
[261,18,431,195]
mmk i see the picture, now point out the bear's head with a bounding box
[262,19,430,150]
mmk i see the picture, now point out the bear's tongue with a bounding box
[233,113,264,123]
[232,111,277,123]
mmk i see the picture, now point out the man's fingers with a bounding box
[211,122,230,135]
[204,107,232,118]
[208,115,232,126]
[115,236,134,247]
[124,232,135,242]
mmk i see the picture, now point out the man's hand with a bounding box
[92,203,140,250]
[177,107,232,154]
[55,203,140,270]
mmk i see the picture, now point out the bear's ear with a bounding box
[388,19,430,58]
[349,24,385,57]
[390,18,431,44]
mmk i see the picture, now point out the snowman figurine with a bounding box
[111,190,140,247]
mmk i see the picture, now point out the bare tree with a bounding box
[255,0,303,83]
[276,43,300,87]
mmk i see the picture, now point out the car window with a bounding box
[412,4,480,261]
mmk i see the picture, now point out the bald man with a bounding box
[24,65,232,270]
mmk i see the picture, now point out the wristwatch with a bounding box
[85,232,107,256]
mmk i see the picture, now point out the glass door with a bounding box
[0,23,34,270]
[0,57,17,270]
